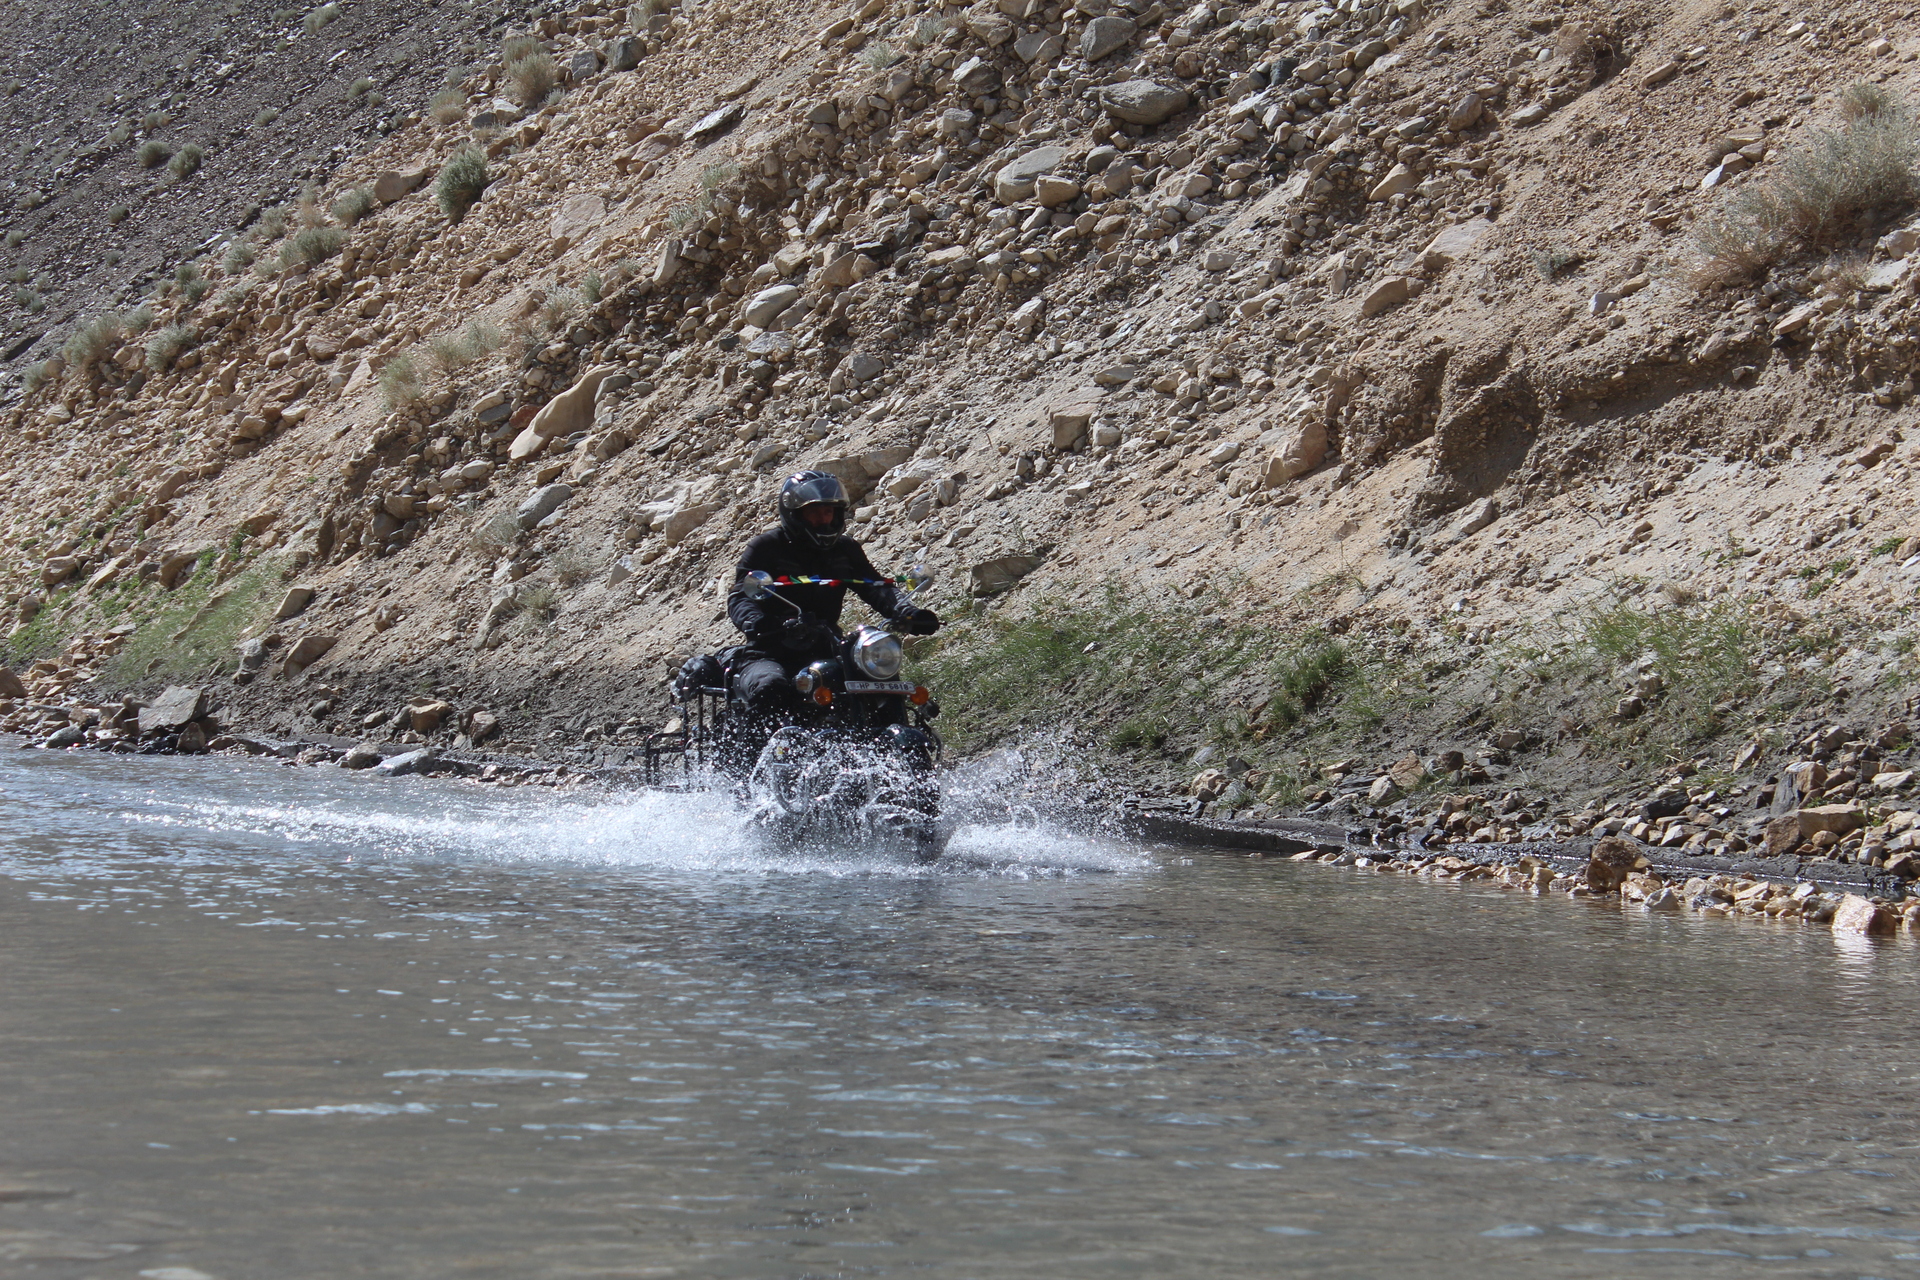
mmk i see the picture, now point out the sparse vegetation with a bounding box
[223,236,257,274]
[165,142,204,181]
[108,204,130,225]
[60,312,127,375]
[144,323,196,372]
[1529,245,1578,279]
[254,107,280,128]
[918,581,1374,764]
[501,34,543,62]
[505,49,559,106]
[513,582,559,633]
[331,187,375,224]
[174,262,210,304]
[278,225,347,270]
[700,160,739,191]
[346,76,374,101]
[861,41,901,69]
[303,3,341,33]
[1696,86,1919,282]
[472,512,521,555]
[426,318,505,373]
[258,204,290,239]
[379,353,424,407]
[434,146,489,221]
[912,14,950,46]
[137,138,172,168]
[429,88,467,124]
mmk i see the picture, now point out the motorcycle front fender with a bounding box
[879,723,940,770]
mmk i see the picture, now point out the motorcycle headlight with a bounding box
[793,669,816,694]
[851,628,903,680]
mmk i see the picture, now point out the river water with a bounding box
[2,749,1918,1279]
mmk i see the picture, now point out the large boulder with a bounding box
[0,667,25,699]
[281,634,337,678]
[1081,15,1137,59]
[138,686,206,735]
[969,553,1045,597]
[1098,80,1189,125]
[662,503,721,546]
[516,483,575,530]
[1263,420,1328,485]
[743,284,801,328]
[994,146,1067,203]
[953,57,1001,96]
[372,167,430,203]
[510,365,620,460]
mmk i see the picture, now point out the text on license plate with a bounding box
[845,680,914,694]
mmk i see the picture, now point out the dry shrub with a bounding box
[505,50,559,106]
[145,323,196,372]
[1695,89,1919,284]
[429,88,467,124]
[426,318,505,373]
[60,312,126,373]
[435,147,489,221]
[332,187,375,224]
[137,138,172,168]
[278,225,347,270]
[379,354,423,408]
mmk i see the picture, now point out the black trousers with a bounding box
[733,657,799,720]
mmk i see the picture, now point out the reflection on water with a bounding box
[1,748,1917,1279]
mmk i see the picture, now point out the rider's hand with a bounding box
[779,616,818,651]
[898,608,940,636]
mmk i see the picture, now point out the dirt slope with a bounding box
[3,0,1920,858]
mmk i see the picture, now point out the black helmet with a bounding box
[778,470,849,549]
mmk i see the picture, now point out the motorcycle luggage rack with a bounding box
[642,685,728,786]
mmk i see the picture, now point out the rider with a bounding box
[725,470,939,742]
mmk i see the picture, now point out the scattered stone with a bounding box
[1081,15,1137,60]
[970,553,1045,596]
[138,685,207,734]
[1764,813,1805,858]
[994,146,1068,203]
[375,747,435,778]
[340,744,383,769]
[1359,275,1411,316]
[280,634,337,678]
[176,720,209,754]
[274,585,316,620]
[1799,804,1865,837]
[1050,404,1094,449]
[1099,80,1189,126]
[1264,419,1327,484]
[1586,836,1646,892]
[1831,893,1895,935]
[516,483,575,529]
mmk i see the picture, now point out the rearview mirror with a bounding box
[905,563,936,592]
[741,570,774,600]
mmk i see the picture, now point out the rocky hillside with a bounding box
[4,0,1920,858]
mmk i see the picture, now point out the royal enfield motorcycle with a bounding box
[650,569,947,860]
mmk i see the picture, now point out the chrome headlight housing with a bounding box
[851,627,903,680]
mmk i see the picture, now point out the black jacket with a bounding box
[726,527,914,642]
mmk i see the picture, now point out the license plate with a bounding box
[845,680,914,694]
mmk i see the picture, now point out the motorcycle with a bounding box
[647,567,948,860]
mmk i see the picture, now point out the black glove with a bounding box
[779,615,821,651]
[897,608,940,636]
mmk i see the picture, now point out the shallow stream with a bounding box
[2,748,1918,1278]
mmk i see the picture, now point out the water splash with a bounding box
[127,776,1148,879]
